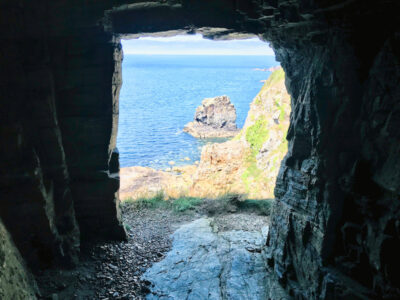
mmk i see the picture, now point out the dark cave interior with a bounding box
[0,1,399,299]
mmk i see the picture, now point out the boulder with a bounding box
[183,96,239,138]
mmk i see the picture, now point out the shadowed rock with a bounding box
[142,217,271,300]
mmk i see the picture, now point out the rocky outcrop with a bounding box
[191,67,290,199]
[183,96,239,138]
[0,219,37,300]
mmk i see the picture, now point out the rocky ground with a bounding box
[35,204,270,300]
[143,216,270,299]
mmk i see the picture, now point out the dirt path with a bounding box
[36,206,269,300]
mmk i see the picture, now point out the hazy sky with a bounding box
[122,34,274,56]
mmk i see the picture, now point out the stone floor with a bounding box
[36,208,281,300]
[142,218,270,300]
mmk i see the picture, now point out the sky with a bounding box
[122,34,274,56]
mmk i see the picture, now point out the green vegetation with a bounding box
[262,68,285,91]
[123,191,166,209]
[245,116,269,154]
[238,67,289,197]
[241,116,270,193]
[171,197,203,212]
[203,193,273,216]
[122,192,273,216]
[122,192,203,213]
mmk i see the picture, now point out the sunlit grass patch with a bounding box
[123,191,166,209]
[122,192,274,216]
[171,197,203,212]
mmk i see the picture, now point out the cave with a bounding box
[0,1,399,299]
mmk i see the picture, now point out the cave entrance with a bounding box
[111,33,291,298]
[117,34,289,205]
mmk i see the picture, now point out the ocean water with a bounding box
[118,55,278,169]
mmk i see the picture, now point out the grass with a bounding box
[242,115,270,194]
[245,116,269,155]
[123,191,167,209]
[171,197,203,212]
[122,192,204,213]
[122,192,274,216]
[237,199,273,216]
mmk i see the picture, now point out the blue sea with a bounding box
[118,55,278,169]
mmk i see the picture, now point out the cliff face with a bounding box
[191,68,290,199]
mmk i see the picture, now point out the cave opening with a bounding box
[1,1,399,299]
[117,34,289,204]
[104,33,291,298]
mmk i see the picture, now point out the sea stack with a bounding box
[183,95,239,138]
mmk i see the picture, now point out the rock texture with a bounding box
[0,1,399,299]
[191,68,290,199]
[120,165,196,200]
[0,220,37,300]
[143,217,270,300]
[184,95,239,138]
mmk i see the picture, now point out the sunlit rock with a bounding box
[184,95,239,138]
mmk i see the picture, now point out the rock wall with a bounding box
[0,0,126,272]
[0,0,399,299]
[262,2,400,299]
[0,219,37,299]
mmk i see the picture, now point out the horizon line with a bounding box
[123,53,275,56]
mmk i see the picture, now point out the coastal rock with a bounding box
[120,68,290,201]
[191,67,291,199]
[190,140,247,197]
[120,166,196,200]
[183,96,239,138]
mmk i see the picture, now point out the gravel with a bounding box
[35,206,269,300]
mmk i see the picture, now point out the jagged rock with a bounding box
[183,96,239,138]
[0,219,37,300]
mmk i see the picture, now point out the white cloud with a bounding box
[139,34,205,42]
